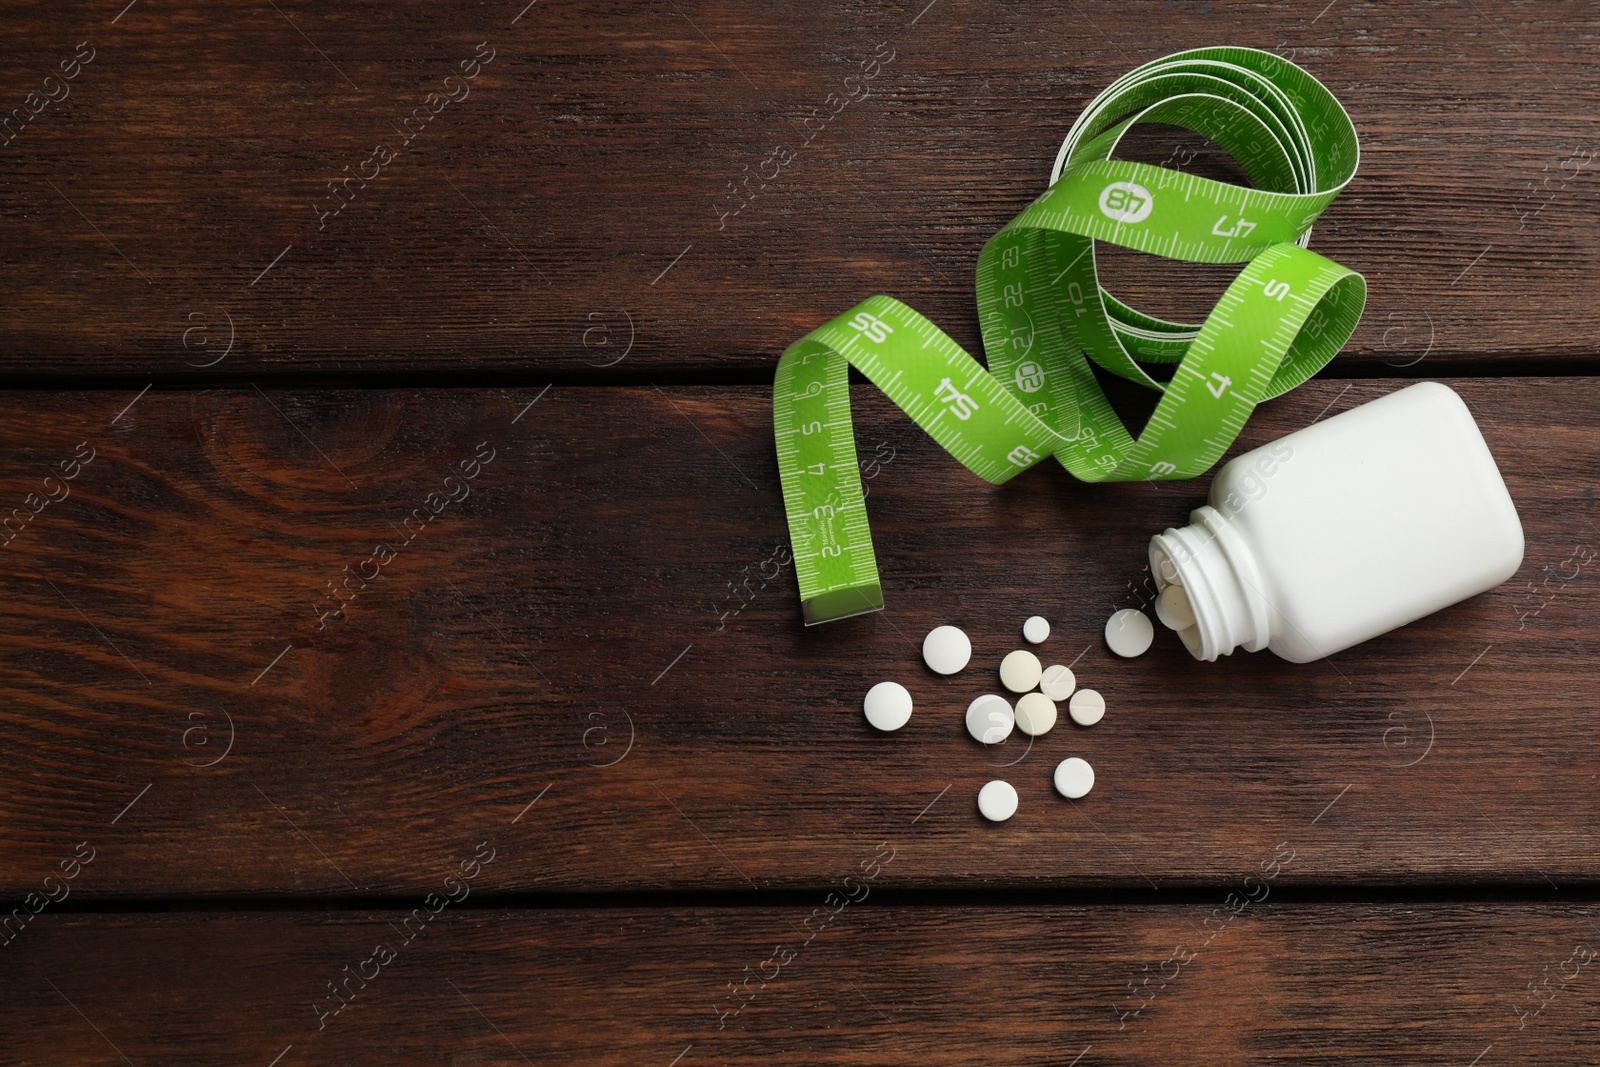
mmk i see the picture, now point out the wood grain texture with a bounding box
[0,378,1596,896]
[5,905,1600,1064]
[2,1,1598,377]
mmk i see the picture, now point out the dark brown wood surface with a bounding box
[6,2,1600,1062]
[7,906,1600,1064]
[3,1,1599,378]
[1,378,1596,896]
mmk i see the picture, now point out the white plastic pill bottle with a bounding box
[1148,382,1525,663]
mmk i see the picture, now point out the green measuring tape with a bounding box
[774,47,1367,625]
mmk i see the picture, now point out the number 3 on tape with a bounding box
[774,47,1367,625]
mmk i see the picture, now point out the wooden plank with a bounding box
[1,2,1596,376]
[5,905,1600,1063]
[0,378,1597,896]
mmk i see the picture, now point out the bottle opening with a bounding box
[1149,506,1271,661]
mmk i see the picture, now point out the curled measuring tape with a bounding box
[774,47,1366,625]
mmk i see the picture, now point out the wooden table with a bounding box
[4,2,1599,1062]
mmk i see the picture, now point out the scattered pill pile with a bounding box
[1149,553,1202,654]
[862,608,1155,823]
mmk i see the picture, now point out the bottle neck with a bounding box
[1149,505,1272,661]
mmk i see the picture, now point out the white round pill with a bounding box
[1104,608,1154,658]
[1068,687,1105,726]
[1155,583,1195,631]
[1153,547,1181,587]
[966,694,1014,745]
[1014,691,1058,736]
[977,779,1019,821]
[998,649,1042,693]
[1039,664,1076,701]
[862,681,913,731]
[1022,615,1050,644]
[1054,757,1095,799]
[922,625,972,675]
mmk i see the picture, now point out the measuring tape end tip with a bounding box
[801,585,886,626]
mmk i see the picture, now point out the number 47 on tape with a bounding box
[1212,215,1256,238]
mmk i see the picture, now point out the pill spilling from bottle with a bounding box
[1105,608,1154,658]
